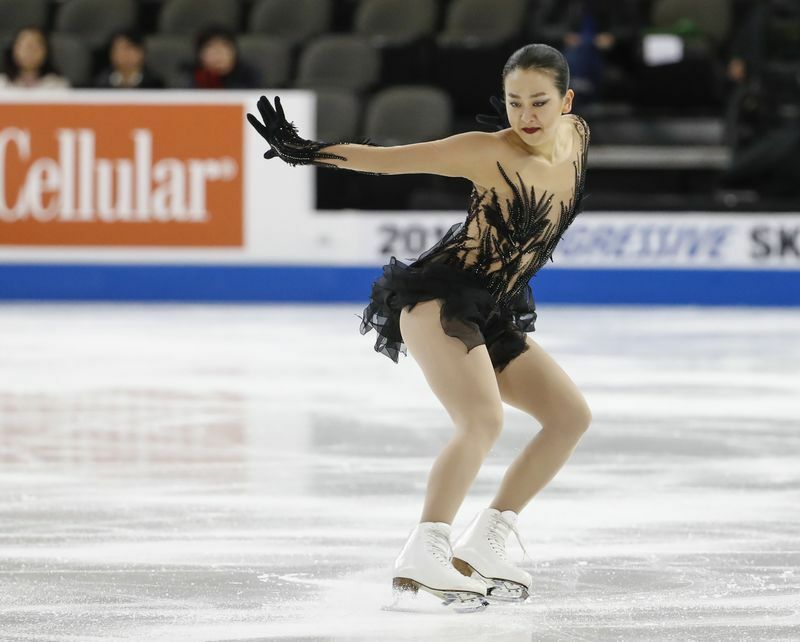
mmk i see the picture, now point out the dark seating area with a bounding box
[1,0,798,211]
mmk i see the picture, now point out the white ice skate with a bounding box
[451,508,532,602]
[391,521,489,612]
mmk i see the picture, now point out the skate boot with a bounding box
[451,508,532,602]
[392,521,489,612]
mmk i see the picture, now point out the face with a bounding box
[200,38,236,75]
[110,36,144,73]
[503,67,574,146]
[13,29,47,73]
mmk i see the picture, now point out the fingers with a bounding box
[488,95,508,129]
[256,95,276,123]
[246,112,268,138]
[249,96,286,161]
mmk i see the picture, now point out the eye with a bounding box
[508,101,548,108]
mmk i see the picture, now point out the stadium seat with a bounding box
[236,35,292,89]
[294,35,380,92]
[54,0,137,50]
[433,0,527,118]
[354,0,437,47]
[437,0,527,48]
[248,0,332,49]
[144,35,194,88]
[0,34,11,73]
[316,89,361,142]
[0,0,47,39]
[363,85,453,145]
[158,0,241,37]
[50,34,91,86]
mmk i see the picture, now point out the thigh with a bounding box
[399,299,503,431]
[495,335,591,431]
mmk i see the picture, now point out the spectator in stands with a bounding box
[187,26,258,89]
[0,26,69,89]
[725,0,800,87]
[721,0,800,196]
[533,0,639,103]
[95,30,163,89]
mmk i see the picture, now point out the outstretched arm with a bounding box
[247,95,493,181]
[316,131,491,180]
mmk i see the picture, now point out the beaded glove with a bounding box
[247,95,387,176]
[246,95,348,167]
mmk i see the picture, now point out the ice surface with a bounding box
[0,303,798,641]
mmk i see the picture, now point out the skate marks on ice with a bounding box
[0,304,799,640]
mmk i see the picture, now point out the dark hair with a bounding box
[3,26,57,81]
[195,25,237,56]
[502,43,570,97]
[107,29,145,51]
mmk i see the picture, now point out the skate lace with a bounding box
[488,513,530,563]
[425,527,454,567]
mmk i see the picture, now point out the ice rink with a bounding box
[1,302,798,641]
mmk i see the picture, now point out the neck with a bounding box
[513,131,559,164]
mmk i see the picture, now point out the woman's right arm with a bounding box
[316,131,495,181]
[247,95,496,183]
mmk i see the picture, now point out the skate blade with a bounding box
[451,557,530,603]
[391,576,489,612]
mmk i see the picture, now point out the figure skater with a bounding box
[247,43,592,612]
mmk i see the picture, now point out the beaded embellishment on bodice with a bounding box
[413,114,590,308]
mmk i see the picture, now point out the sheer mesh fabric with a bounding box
[358,115,591,372]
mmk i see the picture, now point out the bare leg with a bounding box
[490,336,592,514]
[399,299,505,525]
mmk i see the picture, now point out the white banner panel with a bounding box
[553,214,800,269]
[0,90,315,263]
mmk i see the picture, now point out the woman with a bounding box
[247,43,592,611]
[188,25,258,89]
[95,30,163,89]
[0,26,69,89]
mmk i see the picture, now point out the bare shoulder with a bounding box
[563,113,591,149]
[452,129,505,149]
[444,130,509,184]
[437,129,506,163]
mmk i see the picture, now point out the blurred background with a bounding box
[1,0,798,213]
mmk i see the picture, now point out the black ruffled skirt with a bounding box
[357,256,537,373]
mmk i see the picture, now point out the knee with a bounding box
[545,399,592,439]
[455,406,504,453]
[574,402,592,435]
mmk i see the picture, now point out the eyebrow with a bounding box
[507,92,548,98]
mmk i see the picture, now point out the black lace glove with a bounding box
[246,94,387,175]
[475,95,509,131]
[246,94,350,167]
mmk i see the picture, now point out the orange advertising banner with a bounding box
[0,103,243,246]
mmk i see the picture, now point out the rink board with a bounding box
[1,91,799,305]
[0,264,798,306]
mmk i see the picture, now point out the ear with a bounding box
[561,88,575,114]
